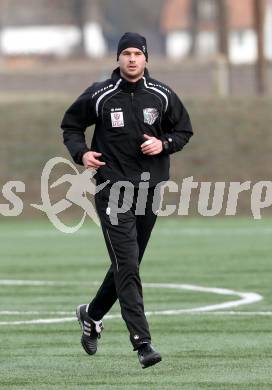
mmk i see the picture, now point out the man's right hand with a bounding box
[82,151,106,169]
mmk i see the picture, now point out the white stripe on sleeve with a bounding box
[95,78,122,116]
[143,77,168,112]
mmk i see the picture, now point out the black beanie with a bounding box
[117,32,148,61]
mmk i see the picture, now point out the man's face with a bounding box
[118,47,146,81]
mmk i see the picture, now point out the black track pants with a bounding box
[88,185,158,350]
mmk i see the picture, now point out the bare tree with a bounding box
[253,0,266,94]
[217,0,229,57]
[73,0,87,56]
[189,0,199,57]
[214,0,230,95]
[0,0,4,58]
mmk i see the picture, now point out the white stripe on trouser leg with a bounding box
[106,229,119,272]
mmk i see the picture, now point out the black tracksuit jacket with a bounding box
[61,67,193,187]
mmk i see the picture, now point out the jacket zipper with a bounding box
[130,91,142,142]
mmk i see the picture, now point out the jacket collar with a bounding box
[111,67,150,93]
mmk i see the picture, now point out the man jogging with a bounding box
[61,32,193,368]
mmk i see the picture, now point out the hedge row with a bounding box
[0,95,271,217]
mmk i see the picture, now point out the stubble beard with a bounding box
[120,66,145,82]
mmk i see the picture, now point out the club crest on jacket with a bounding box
[143,108,159,125]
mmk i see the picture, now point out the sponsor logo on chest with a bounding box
[111,111,124,127]
[143,108,159,125]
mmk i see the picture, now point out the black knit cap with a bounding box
[117,32,148,61]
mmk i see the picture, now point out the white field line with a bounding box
[0,311,74,315]
[0,280,264,325]
[0,280,99,286]
[143,283,262,314]
[1,311,272,317]
[1,227,272,238]
[1,311,272,325]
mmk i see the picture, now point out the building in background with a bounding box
[0,0,107,58]
[0,0,164,59]
[0,0,271,63]
[161,0,272,64]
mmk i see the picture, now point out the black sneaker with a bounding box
[76,304,103,355]
[137,343,162,369]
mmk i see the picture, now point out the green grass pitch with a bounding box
[0,217,272,389]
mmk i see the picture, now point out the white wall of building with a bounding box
[0,24,107,58]
[166,31,217,60]
[84,22,107,58]
[165,31,191,59]
[264,0,272,60]
[165,0,272,64]
[229,29,257,64]
[196,31,217,57]
[0,26,80,56]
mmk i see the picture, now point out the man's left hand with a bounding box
[141,134,163,155]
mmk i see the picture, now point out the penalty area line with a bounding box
[0,280,264,325]
[1,311,272,326]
